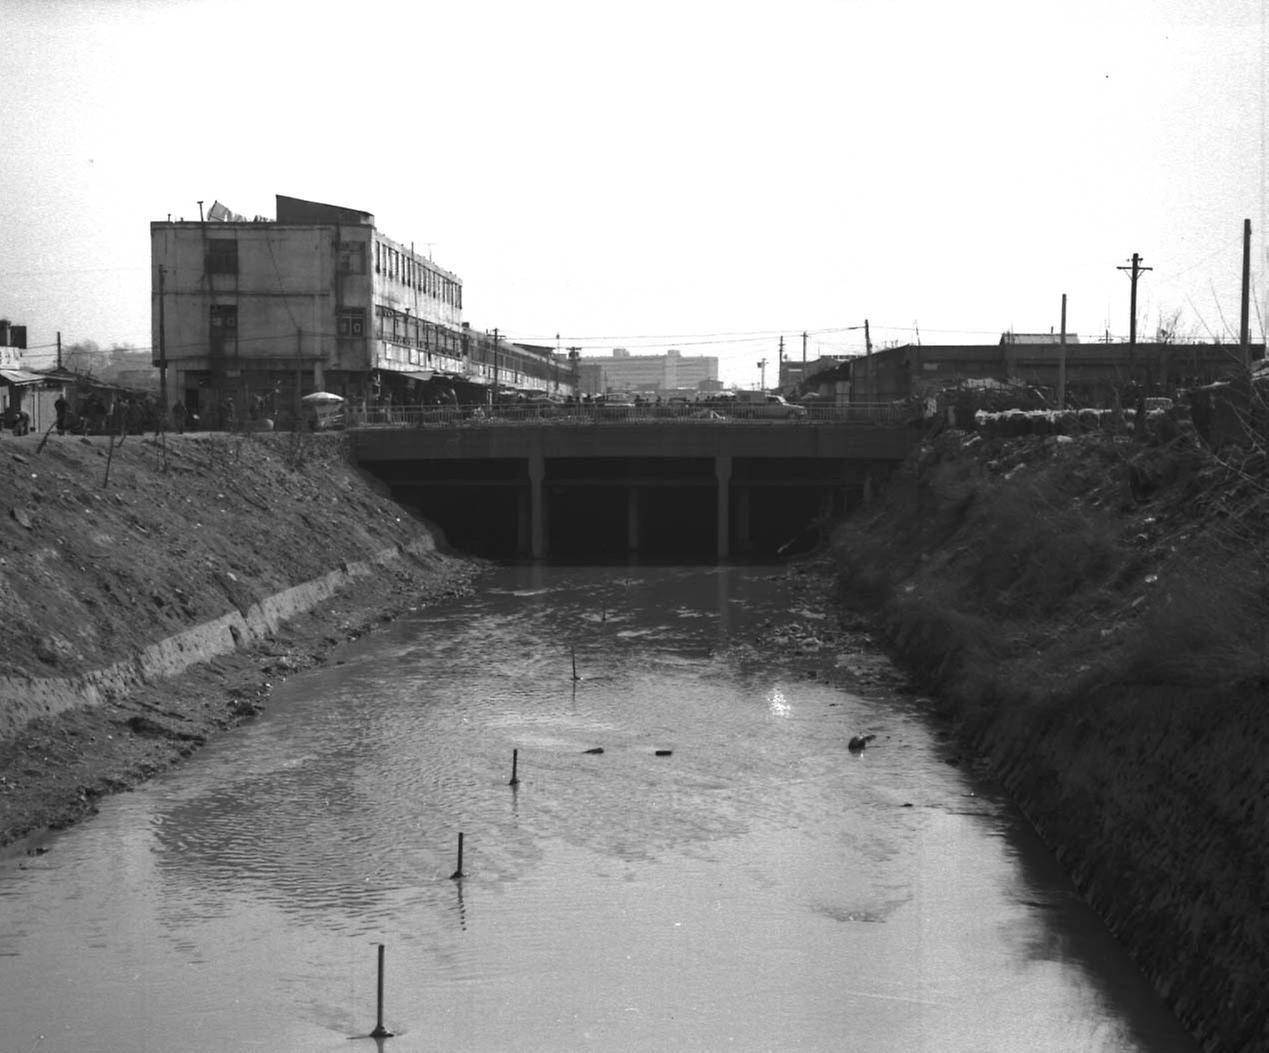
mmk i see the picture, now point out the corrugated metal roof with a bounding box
[0,368,47,385]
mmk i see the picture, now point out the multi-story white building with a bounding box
[150,195,472,424]
[576,348,718,397]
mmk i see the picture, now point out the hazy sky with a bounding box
[2,0,1265,386]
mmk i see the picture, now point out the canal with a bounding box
[0,565,1195,1051]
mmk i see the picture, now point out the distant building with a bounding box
[0,318,44,428]
[576,348,718,396]
[150,194,569,426]
[999,331,1082,345]
[778,354,852,394]
[851,339,1264,406]
[0,318,29,377]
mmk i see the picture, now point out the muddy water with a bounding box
[0,566,1194,1052]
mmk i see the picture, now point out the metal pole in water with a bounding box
[450,832,465,880]
[509,748,519,786]
[370,943,393,1039]
[571,647,580,681]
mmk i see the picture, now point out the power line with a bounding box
[1151,234,1245,286]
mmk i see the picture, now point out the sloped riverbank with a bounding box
[0,430,479,850]
[831,426,1267,1053]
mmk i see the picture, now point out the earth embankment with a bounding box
[0,429,479,849]
[832,425,1267,1053]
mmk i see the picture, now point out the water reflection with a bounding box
[0,565,1196,1052]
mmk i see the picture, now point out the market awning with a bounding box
[0,368,46,386]
[400,370,434,382]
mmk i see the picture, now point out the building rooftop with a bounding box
[1000,332,1081,344]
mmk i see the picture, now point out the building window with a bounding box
[210,304,237,356]
[210,305,238,329]
[338,242,365,275]
[337,308,365,338]
[375,241,381,273]
[205,239,238,275]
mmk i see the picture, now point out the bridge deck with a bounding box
[350,419,918,461]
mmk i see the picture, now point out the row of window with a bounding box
[201,237,454,310]
[206,304,454,351]
[373,305,461,355]
[204,304,559,384]
[373,241,462,308]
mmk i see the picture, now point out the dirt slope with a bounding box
[832,422,1268,1053]
[0,428,478,849]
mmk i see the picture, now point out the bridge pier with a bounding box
[529,450,546,559]
[627,486,641,553]
[715,454,731,561]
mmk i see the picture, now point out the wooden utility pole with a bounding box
[1058,293,1067,408]
[1117,252,1151,378]
[864,319,873,401]
[801,330,807,364]
[56,331,61,370]
[756,357,767,390]
[1239,218,1251,366]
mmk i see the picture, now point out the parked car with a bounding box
[598,394,637,419]
[729,393,807,419]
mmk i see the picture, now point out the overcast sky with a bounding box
[2,0,1264,386]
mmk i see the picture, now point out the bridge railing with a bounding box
[347,402,909,429]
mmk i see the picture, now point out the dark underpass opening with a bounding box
[367,456,859,563]
[393,485,834,562]
[401,484,520,558]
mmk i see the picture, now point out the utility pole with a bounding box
[801,330,808,365]
[777,336,784,388]
[1239,218,1251,367]
[864,319,873,402]
[756,357,767,390]
[158,266,168,415]
[1117,252,1151,378]
[1058,293,1067,409]
[56,331,61,371]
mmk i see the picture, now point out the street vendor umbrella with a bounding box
[300,391,345,404]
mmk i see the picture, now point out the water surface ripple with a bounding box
[0,565,1194,1051]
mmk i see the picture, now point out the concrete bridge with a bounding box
[350,414,919,560]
